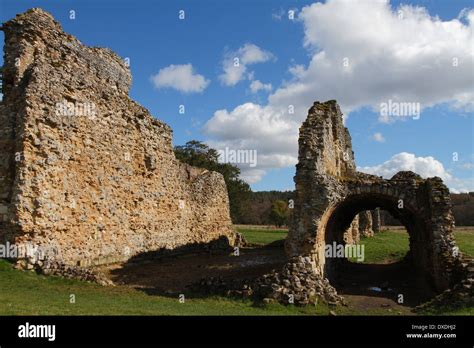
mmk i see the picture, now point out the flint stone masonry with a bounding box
[358,210,374,237]
[344,209,380,244]
[371,208,381,233]
[192,256,345,306]
[0,9,237,269]
[343,214,359,245]
[285,100,465,294]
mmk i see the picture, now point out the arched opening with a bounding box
[322,193,437,304]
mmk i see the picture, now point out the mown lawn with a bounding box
[354,230,409,263]
[238,227,474,261]
[0,259,302,315]
[454,230,474,257]
[359,229,474,262]
[237,227,288,245]
[0,227,471,315]
[0,258,389,315]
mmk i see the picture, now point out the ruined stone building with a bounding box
[197,100,471,306]
[0,9,237,270]
[286,100,464,292]
[343,208,380,244]
[0,9,471,306]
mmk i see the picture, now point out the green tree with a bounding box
[269,200,289,227]
[174,140,251,223]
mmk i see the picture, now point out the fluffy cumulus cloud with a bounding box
[219,44,274,86]
[249,80,273,94]
[204,103,299,183]
[205,0,474,186]
[358,152,474,193]
[238,168,267,184]
[270,0,474,119]
[151,64,210,93]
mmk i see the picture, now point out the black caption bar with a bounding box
[0,315,472,346]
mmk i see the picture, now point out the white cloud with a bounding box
[249,80,273,94]
[219,44,274,86]
[270,0,474,119]
[372,132,385,143]
[204,103,299,175]
[239,168,267,184]
[151,64,209,93]
[358,152,473,193]
[359,152,449,180]
[205,0,474,184]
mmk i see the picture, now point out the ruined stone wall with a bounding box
[358,211,374,237]
[0,9,236,268]
[343,215,359,245]
[286,101,356,259]
[286,100,463,292]
[371,208,381,233]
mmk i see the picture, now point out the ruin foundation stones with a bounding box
[0,9,238,272]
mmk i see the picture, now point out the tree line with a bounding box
[175,140,474,226]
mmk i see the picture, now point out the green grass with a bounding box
[454,230,474,257]
[237,227,288,245]
[352,230,409,263]
[0,227,472,315]
[1,257,387,315]
[354,229,473,263]
[237,226,473,262]
[419,305,474,316]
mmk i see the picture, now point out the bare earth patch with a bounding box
[97,243,435,314]
[98,246,286,297]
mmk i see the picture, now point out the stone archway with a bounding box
[322,190,437,289]
[285,100,462,293]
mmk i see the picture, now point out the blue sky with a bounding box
[1,0,473,192]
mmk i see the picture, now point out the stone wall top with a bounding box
[1,8,132,98]
[297,100,356,179]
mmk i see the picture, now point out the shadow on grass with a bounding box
[332,258,436,307]
[108,237,287,303]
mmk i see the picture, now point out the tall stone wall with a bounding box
[287,100,356,258]
[0,9,236,268]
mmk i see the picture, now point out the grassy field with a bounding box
[0,226,472,315]
[237,227,288,245]
[0,258,369,316]
[453,230,474,257]
[239,226,474,260]
[352,230,409,263]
